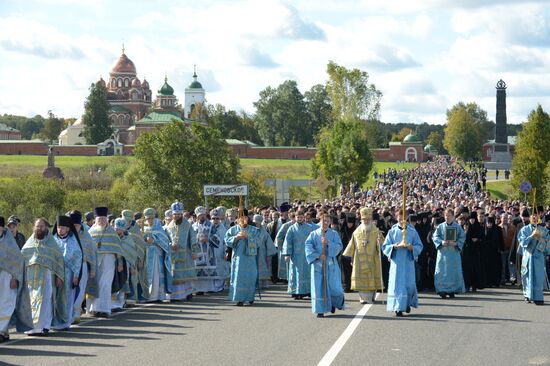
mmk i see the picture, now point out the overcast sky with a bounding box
[1,0,549,124]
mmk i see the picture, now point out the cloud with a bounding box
[240,46,279,68]
[0,17,86,60]
[452,4,550,47]
[169,1,325,41]
[361,45,421,71]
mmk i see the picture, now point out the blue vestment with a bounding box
[382,224,423,312]
[305,228,345,314]
[432,221,466,294]
[225,225,260,302]
[283,222,316,295]
[518,224,549,302]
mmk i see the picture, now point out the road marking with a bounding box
[317,297,378,366]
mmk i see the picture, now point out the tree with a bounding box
[128,121,240,209]
[254,80,311,146]
[513,105,550,203]
[189,102,208,123]
[304,84,332,141]
[206,104,262,144]
[443,102,487,161]
[38,111,64,142]
[312,118,373,193]
[364,120,388,148]
[83,82,112,144]
[425,131,443,153]
[325,61,382,121]
[391,127,413,142]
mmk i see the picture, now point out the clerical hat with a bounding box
[57,215,73,228]
[94,207,109,217]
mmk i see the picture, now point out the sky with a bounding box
[1,0,550,125]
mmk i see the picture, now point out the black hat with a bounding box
[373,212,380,221]
[461,207,469,214]
[409,214,418,222]
[94,207,108,217]
[331,216,339,225]
[70,212,83,225]
[57,215,73,228]
[280,203,292,213]
[383,211,392,218]
[435,217,445,225]
[85,211,94,222]
[469,212,478,219]
[134,212,143,220]
[512,217,522,225]
[346,214,356,223]
[521,209,530,218]
[107,214,116,223]
[487,216,495,224]
[0,216,4,227]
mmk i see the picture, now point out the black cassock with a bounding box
[462,220,486,291]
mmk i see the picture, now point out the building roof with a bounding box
[158,76,175,96]
[424,144,438,153]
[225,139,247,145]
[188,70,203,89]
[135,111,185,125]
[403,133,421,143]
[0,123,20,132]
[111,51,136,74]
[110,105,132,114]
[485,136,517,145]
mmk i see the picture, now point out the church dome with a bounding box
[403,133,420,143]
[131,77,141,88]
[142,79,150,89]
[188,70,203,89]
[158,77,174,96]
[112,52,136,74]
[424,144,437,153]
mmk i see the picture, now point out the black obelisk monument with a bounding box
[485,79,512,169]
[495,79,507,151]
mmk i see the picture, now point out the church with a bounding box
[59,48,206,146]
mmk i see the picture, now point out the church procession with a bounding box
[1,155,549,343]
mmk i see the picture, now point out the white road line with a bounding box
[317,296,379,366]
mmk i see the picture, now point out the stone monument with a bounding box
[484,79,512,170]
[42,147,64,179]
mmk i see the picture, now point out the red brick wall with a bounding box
[235,147,316,159]
[0,141,425,162]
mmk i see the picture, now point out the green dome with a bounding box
[424,144,437,153]
[403,133,420,143]
[188,70,203,89]
[189,80,203,89]
[158,77,174,96]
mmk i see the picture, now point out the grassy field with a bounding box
[486,180,513,200]
[240,158,416,182]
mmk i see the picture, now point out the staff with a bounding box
[376,231,385,305]
[322,213,327,307]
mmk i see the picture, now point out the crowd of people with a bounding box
[1,156,549,341]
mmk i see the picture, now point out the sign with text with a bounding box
[203,184,248,196]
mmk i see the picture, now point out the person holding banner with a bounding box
[432,208,466,299]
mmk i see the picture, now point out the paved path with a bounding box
[0,286,549,366]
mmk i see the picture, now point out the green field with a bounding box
[486,180,513,200]
[0,155,417,182]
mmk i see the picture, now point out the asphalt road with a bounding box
[0,285,549,366]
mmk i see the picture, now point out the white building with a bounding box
[58,118,85,145]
